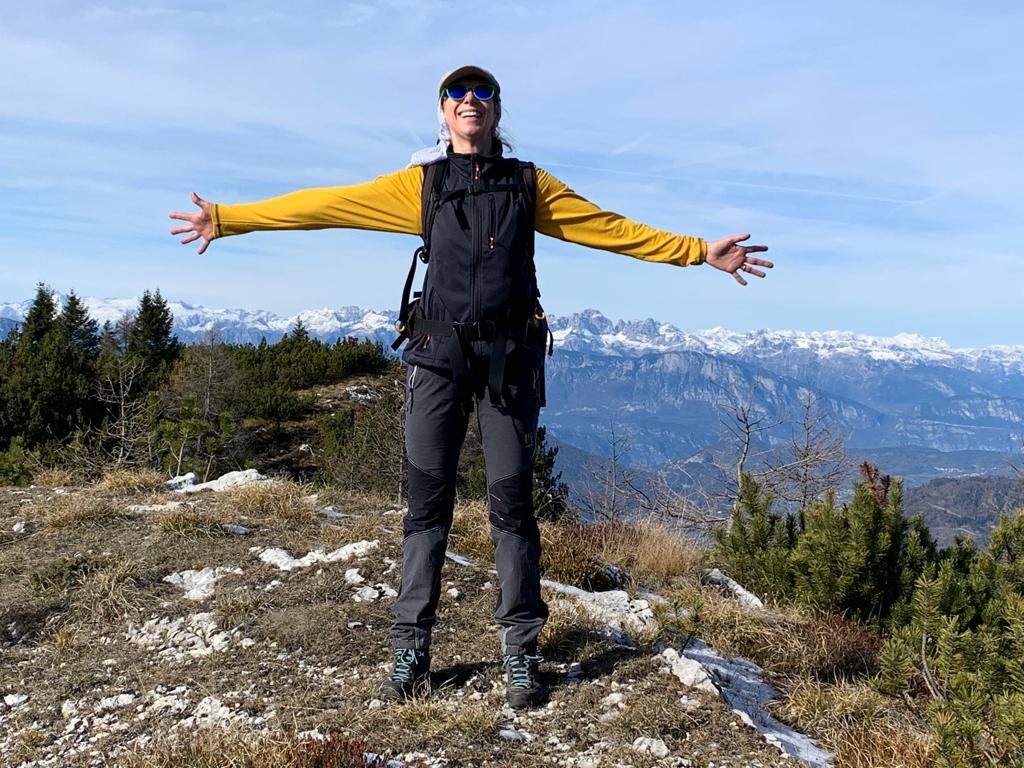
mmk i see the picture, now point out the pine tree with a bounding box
[534,425,572,522]
[713,473,796,600]
[53,291,101,433]
[127,289,181,393]
[2,284,65,446]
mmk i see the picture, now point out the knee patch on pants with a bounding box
[405,459,455,537]
[487,471,539,543]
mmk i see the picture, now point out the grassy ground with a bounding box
[0,471,932,767]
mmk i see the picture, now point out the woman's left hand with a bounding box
[705,234,772,286]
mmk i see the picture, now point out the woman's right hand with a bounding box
[169,192,216,254]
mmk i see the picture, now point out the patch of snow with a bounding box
[376,582,398,598]
[174,468,269,494]
[163,566,243,601]
[702,568,764,609]
[317,505,345,518]
[11,520,28,534]
[4,693,28,707]
[353,586,380,602]
[221,523,252,535]
[682,638,833,767]
[345,568,365,585]
[658,647,718,695]
[446,587,460,599]
[445,550,476,566]
[165,473,197,491]
[256,540,379,571]
[128,500,186,514]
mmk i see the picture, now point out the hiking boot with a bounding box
[379,648,431,700]
[502,651,547,709]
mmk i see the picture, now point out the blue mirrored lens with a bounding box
[445,84,469,100]
[472,84,496,100]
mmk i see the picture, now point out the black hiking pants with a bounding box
[390,350,549,656]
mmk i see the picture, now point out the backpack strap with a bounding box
[391,161,448,350]
[486,160,540,407]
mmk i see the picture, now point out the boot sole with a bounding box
[506,688,547,709]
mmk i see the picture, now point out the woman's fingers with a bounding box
[180,232,200,245]
[745,256,773,267]
[733,271,748,286]
[170,224,194,235]
[197,239,210,255]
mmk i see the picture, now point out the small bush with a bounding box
[39,494,128,527]
[216,480,313,523]
[93,468,165,495]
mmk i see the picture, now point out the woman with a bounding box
[169,64,771,709]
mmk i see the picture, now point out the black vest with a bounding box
[399,148,544,379]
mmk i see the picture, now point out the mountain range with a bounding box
[3,294,1022,492]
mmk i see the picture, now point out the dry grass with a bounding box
[92,468,165,495]
[775,677,934,768]
[30,553,142,620]
[449,498,492,561]
[30,467,79,488]
[45,623,83,657]
[539,600,609,660]
[588,518,706,584]
[659,581,879,680]
[364,698,499,743]
[121,730,382,768]
[35,493,129,528]
[155,506,229,538]
[215,480,315,523]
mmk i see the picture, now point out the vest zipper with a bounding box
[472,159,482,320]
[488,194,495,252]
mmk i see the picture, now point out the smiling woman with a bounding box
[168,63,770,711]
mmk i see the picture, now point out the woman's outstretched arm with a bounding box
[534,168,771,285]
[169,168,425,254]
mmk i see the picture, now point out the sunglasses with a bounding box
[442,82,498,101]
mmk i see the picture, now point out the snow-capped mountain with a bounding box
[4,295,1023,373]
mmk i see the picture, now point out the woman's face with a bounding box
[442,82,499,151]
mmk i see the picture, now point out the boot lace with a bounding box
[503,653,544,689]
[390,648,422,683]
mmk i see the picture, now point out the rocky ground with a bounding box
[0,471,837,767]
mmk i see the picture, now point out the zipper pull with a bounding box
[473,162,480,182]
[489,235,495,251]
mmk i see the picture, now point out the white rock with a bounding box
[499,728,526,741]
[317,505,345,519]
[221,523,252,535]
[98,693,136,711]
[163,566,243,601]
[257,540,380,571]
[344,568,365,585]
[4,693,28,707]
[446,587,460,599]
[702,568,765,609]
[631,737,669,758]
[353,586,380,602]
[62,699,78,717]
[599,692,626,709]
[659,647,718,695]
[12,520,28,534]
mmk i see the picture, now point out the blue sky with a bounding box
[2,1,1022,347]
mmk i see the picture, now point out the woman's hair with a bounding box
[492,95,513,152]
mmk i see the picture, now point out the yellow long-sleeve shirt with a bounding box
[210,166,707,268]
